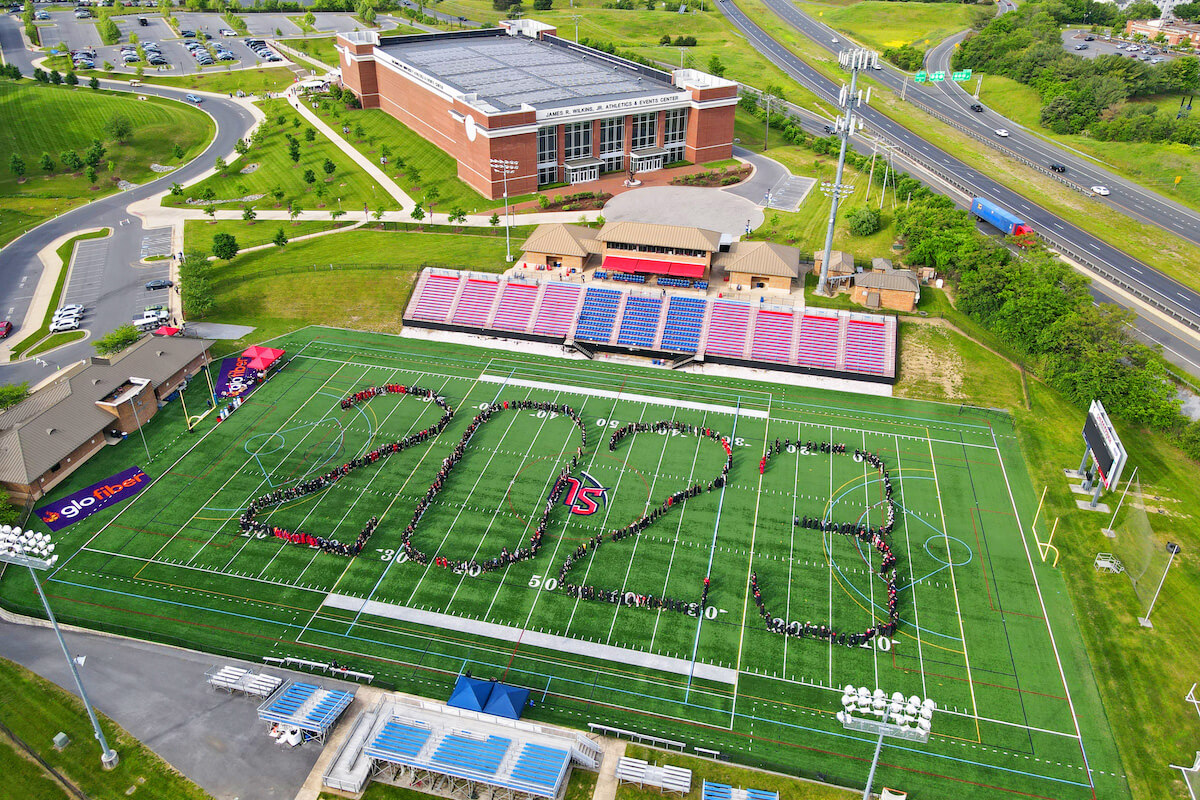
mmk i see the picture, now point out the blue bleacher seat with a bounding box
[575,287,623,343]
[430,734,511,776]
[616,295,662,349]
[660,296,708,353]
[368,721,433,760]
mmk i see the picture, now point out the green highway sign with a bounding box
[915,71,927,83]
[931,71,946,82]
[952,69,973,81]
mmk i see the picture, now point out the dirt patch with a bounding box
[895,324,964,400]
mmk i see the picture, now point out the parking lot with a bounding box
[1060,28,1179,63]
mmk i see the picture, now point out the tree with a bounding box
[322,158,336,177]
[289,201,303,221]
[660,34,671,45]
[405,165,421,185]
[184,275,214,317]
[533,0,552,8]
[287,138,301,163]
[200,186,216,201]
[93,324,141,355]
[85,165,97,185]
[89,76,100,90]
[359,3,376,24]
[271,186,286,204]
[846,206,882,236]
[234,138,249,155]
[0,382,30,411]
[410,203,425,222]
[40,152,55,174]
[449,207,467,225]
[0,495,19,526]
[9,153,25,180]
[330,209,346,222]
[304,127,316,142]
[489,212,500,228]
[242,206,256,222]
[170,182,184,196]
[379,143,391,161]
[303,168,317,185]
[61,150,84,171]
[212,232,239,259]
[214,155,227,173]
[65,71,78,87]
[173,143,185,159]
[204,204,217,219]
[354,123,366,140]
[84,139,106,168]
[302,9,315,28]
[706,55,726,77]
[49,69,62,84]
[272,227,289,247]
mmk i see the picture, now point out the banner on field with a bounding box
[214,355,257,400]
[34,466,149,532]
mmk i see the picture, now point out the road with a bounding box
[0,15,256,386]
[717,0,1200,371]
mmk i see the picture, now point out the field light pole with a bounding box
[817,48,876,297]
[0,527,119,770]
[837,686,935,799]
[490,158,518,262]
[1139,542,1181,627]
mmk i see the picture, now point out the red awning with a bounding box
[152,326,181,336]
[242,345,285,371]
[602,256,640,272]
[667,262,707,279]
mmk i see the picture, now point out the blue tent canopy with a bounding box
[483,683,529,720]
[447,676,494,712]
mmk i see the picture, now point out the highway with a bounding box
[0,16,256,386]
[717,0,1200,372]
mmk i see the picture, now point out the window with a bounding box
[664,108,687,163]
[631,112,657,151]
[599,117,624,172]
[538,164,560,186]
[564,121,592,161]
[537,126,559,186]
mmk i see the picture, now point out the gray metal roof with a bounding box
[378,31,678,113]
[0,336,213,485]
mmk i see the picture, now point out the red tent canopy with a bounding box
[242,346,285,372]
[153,326,181,336]
[601,256,707,279]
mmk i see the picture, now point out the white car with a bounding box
[995,129,1010,137]
[1091,185,1110,196]
[49,317,80,333]
[219,28,236,36]
[56,304,84,316]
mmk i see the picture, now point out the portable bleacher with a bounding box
[533,283,582,337]
[797,312,840,369]
[616,757,691,795]
[257,679,356,743]
[204,665,282,698]
[702,780,778,800]
[411,272,461,322]
[843,318,888,374]
[750,308,793,364]
[492,282,540,332]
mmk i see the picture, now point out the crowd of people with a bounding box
[238,383,455,557]
[397,399,588,574]
[557,422,733,615]
[750,445,901,644]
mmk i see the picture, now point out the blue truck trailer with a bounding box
[971,197,1033,237]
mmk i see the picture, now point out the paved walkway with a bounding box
[593,737,629,800]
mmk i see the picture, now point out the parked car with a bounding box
[49,318,80,333]
[180,28,195,36]
[0,321,12,339]
[1084,34,1095,40]
[219,28,235,36]
[1074,43,1088,50]
[145,278,173,290]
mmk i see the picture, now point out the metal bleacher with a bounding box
[256,679,356,743]
[659,296,707,353]
[205,665,283,698]
[615,295,663,349]
[574,287,623,343]
[616,756,692,795]
[702,780,778,800]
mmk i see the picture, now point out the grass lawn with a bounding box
[184,218,351,251]
[163,98,399,214]
[87,66,298,96]
[319,769,598,800]
[0,80,211,248]
[200,228,514,345]
[0,657,214,800]
[26,329,88,357]
[0,736,71,800]
[977,75,1200,214]
[285,34,342,68]
[618,745,857,800]
[794,0,991,51]
[9,228,109,360]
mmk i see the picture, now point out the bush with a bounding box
[846,207,882,236]
[212,232,239,260]
[93,324,141,355]
[882,44,924,72]
[533,0,552,8]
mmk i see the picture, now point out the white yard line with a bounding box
[927,431,982,742]
[479,374,769,419]
[863,429,879,690]
[783,420,800,677]
[827,423,834,686]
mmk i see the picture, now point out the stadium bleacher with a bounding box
[797,313,840,369]
[575,287,623,343]
[532,283,582,337]
[257,680,356,742]
[452,278,500,328]
[491,282,540,333]
[705,300,751,358]
[750,309,794,364]
[616,295,663,349]
[702,780,779,800]
[511,743,571,792]
[411,273,460,322]
[660,296,708,353]
[367,720,433,759]
[843,319,888,374]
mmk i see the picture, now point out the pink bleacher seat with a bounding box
[797,314,840,369]
[452,279,500,328]
[843,320,888,374]
[705,301,751,358]
[412,274,462,322]
[533,283,582,337]
[491,282,539,332]
[750,310,793,364]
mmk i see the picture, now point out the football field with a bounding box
[7,328,1127,800]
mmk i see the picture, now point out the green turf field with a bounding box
[0,328,1126,800]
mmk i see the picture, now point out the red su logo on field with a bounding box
[562,471,611,516]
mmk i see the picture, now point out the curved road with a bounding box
[717,0,1200,371]
[0,16,257,386]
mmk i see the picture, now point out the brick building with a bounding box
[0,336,213,503]
[337,20,738,200]
[1125,18,1200,47]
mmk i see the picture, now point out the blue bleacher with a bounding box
[703,783,734,800]
[616,296,663,349]
[612,272,646,284]
[303,689,353,727]
[266,682,318,716]
[575,287,622,343]
[660,296,708,353]
[745,791,778,800]
[431,733,512,776]
[368,720,433,760]
[511,743,569,789]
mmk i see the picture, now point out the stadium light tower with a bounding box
[816,48,876,297]
[0,526,119,770]
[837,685,935,799]
[490,158,519,262]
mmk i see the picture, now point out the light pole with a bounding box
[762,93,772,151]
[816,48,876,297]
[490,158,518,262]
[0,526,119,770]
[837,685,935,799]
[1139,542,1181,628]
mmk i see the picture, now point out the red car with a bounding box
[0,321,11,338]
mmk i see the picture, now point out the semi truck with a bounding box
[971,197,1033,237]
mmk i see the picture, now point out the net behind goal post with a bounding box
[1108,478,1171,618]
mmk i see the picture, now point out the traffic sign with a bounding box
[931,71,946,82]
[952,69,972,81]
[915,71,927,83]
